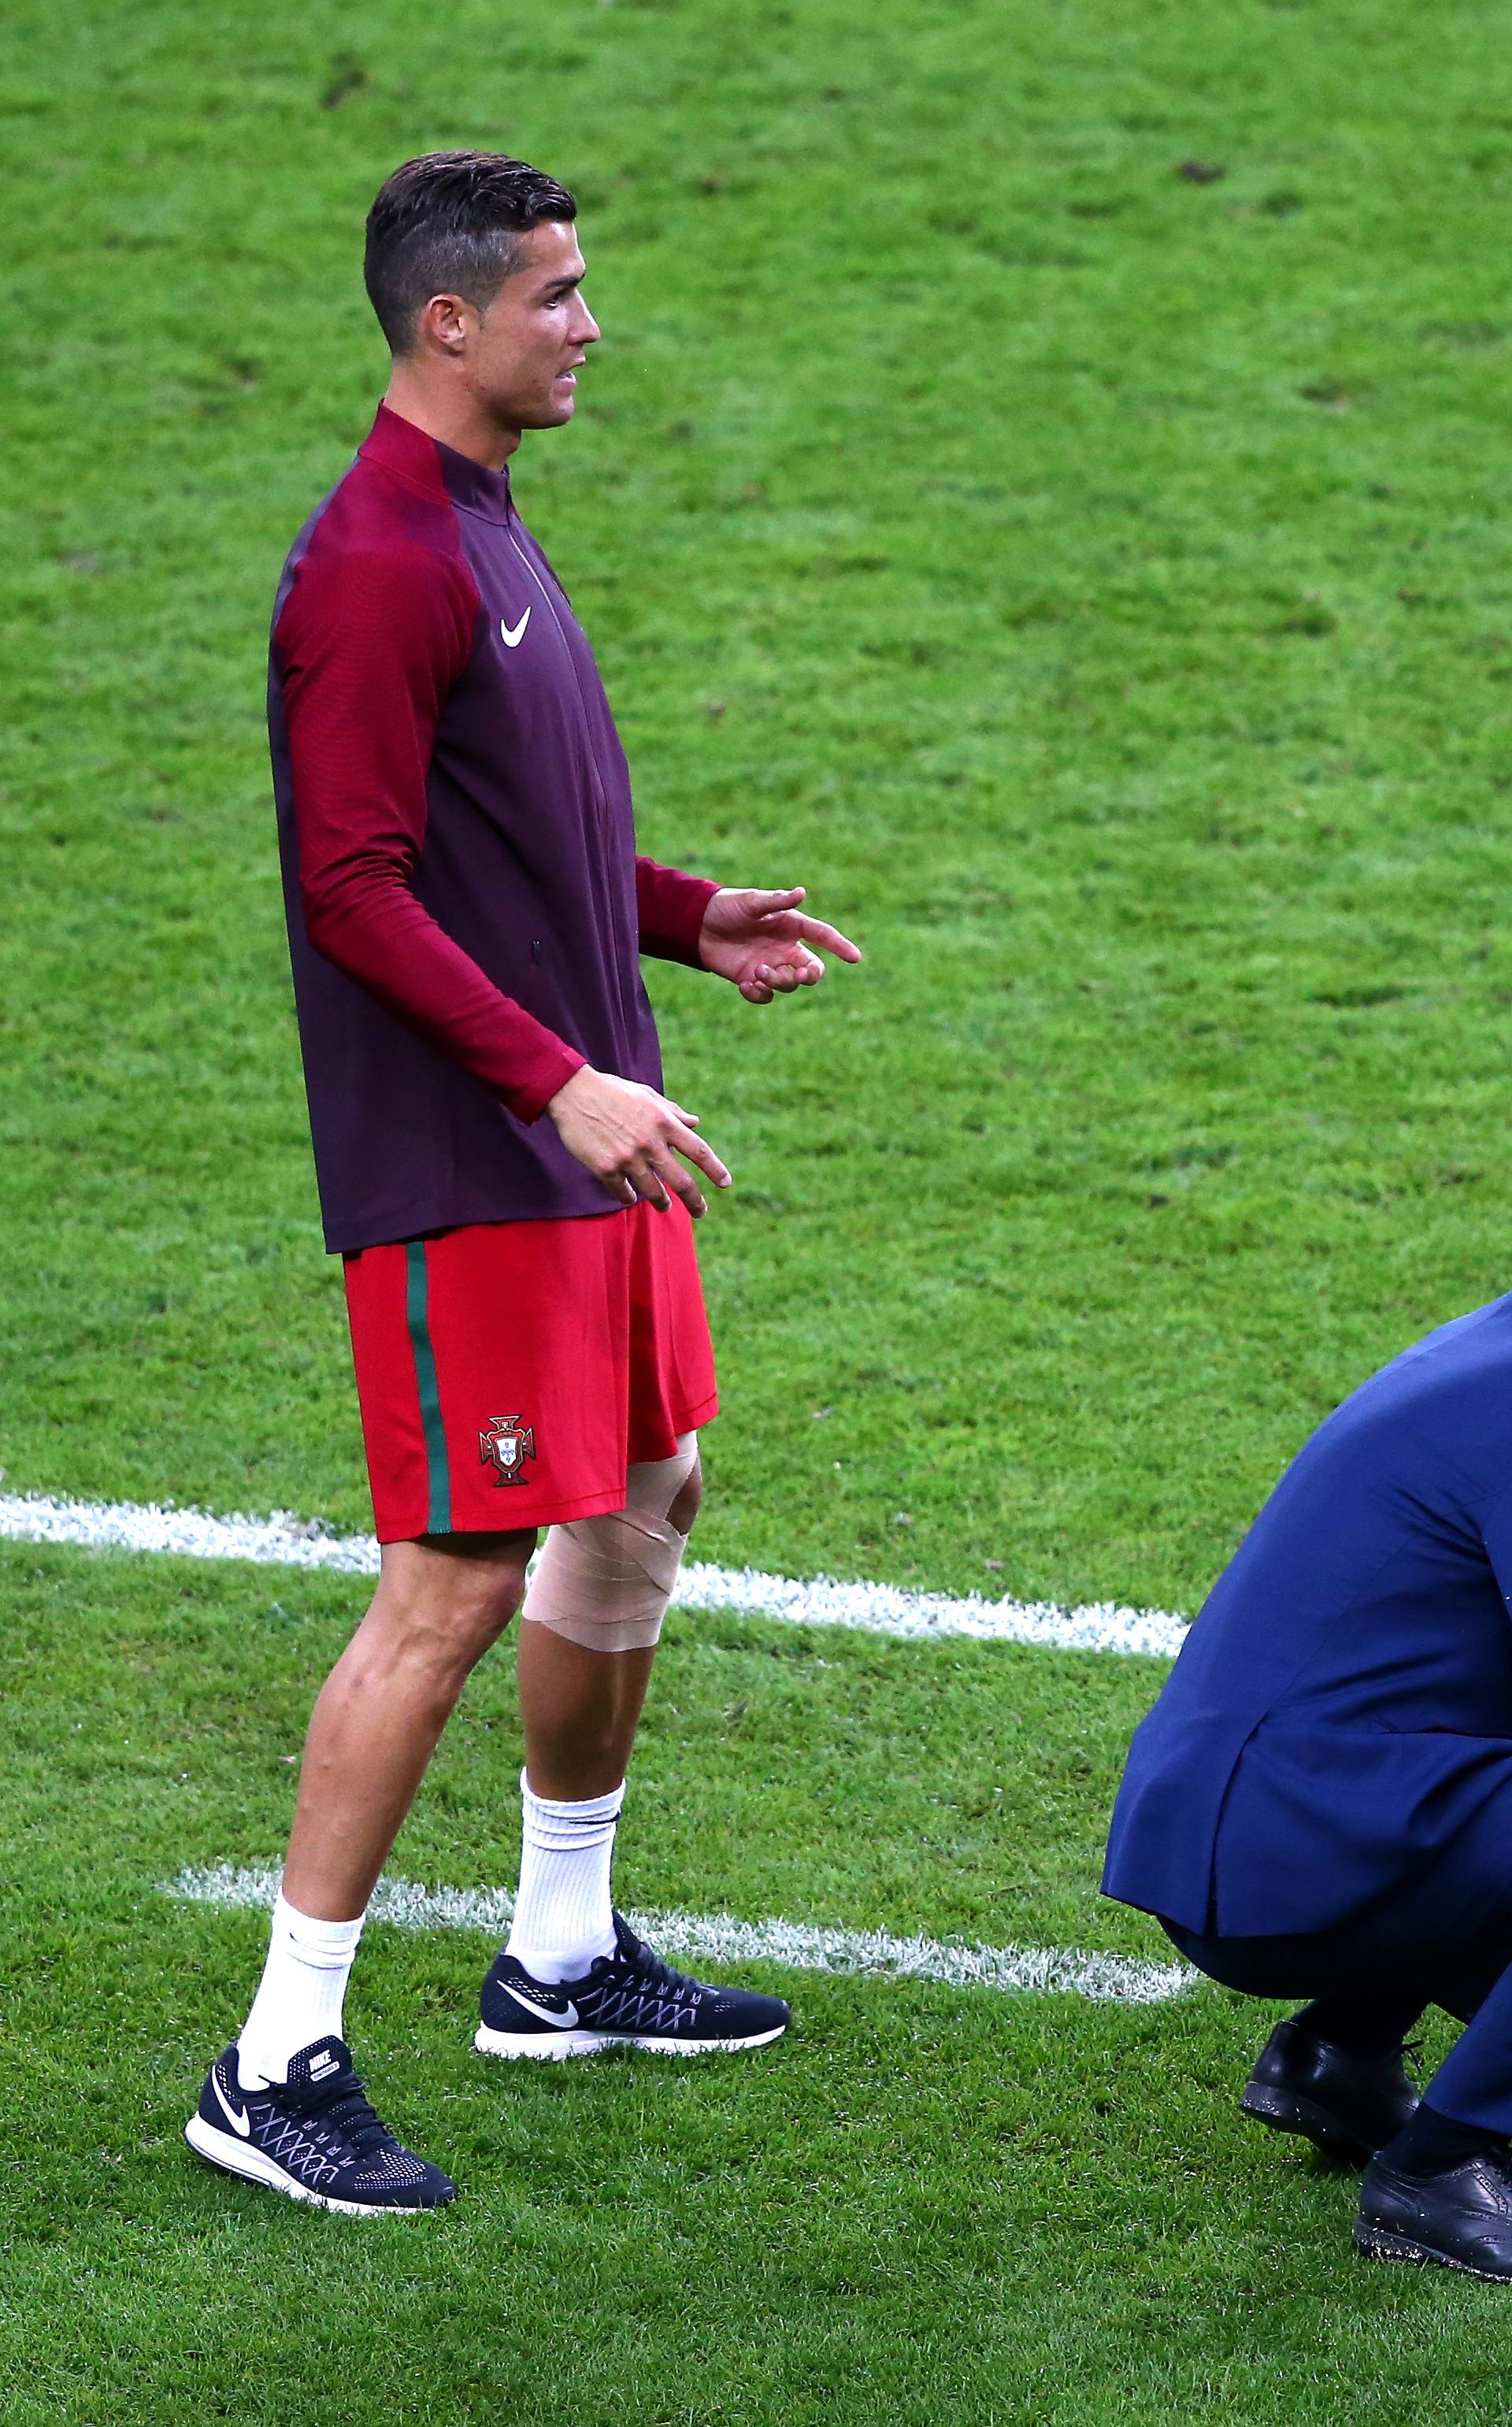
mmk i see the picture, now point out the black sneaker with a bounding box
[476,1912,791,2060]
[185,2036,456,2215]
[1240,2018,1421,2165]
[1355,2147,1512,2281]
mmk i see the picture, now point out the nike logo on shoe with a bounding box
[211,2068,252,2137]
[499,1981,579,2028]
[500,610,531,649]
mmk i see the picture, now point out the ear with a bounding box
[416,292,472,357]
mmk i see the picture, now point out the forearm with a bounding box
[304,866,584,1122]
[636,855,720,967]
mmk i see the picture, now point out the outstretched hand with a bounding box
[698,886,862,1005]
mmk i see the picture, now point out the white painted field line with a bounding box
[674,1561,1186,1658]
[0,1491,383,1573]
[0,1489,1188,1658]
[165,1862,1196,2007]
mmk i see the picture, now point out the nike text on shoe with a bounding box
[476,1912,790,2060]
[185,2036,456,2215]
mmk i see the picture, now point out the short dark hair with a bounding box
[364,151,577,354]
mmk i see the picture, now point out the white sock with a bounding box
[236,1891,366,2089]
[505,1770,624,1983]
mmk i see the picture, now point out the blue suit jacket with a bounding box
[1103,1295,1512,1936]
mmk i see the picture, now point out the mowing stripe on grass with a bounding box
[165,1862,1198,2005]
[0,1490,1189,1655]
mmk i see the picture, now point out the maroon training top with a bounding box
[268,405,719,1254]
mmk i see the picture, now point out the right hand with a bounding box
[545,1065,732,1217]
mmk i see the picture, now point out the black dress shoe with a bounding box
[1355,2148,1512,2279]
[1239,2018,1420,2165]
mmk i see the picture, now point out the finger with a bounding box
[740,886,805,915]
[757,952,822,992]
[662,1099,701,1127]
[627,1158,673,1213]
[739,978,774,1004]
[600,1173,638,1207]
[795,916,863,962]
[665,1119,732,1188]
[650,1151,707,1219]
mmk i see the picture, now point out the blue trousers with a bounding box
[1163,1814,1512,2133]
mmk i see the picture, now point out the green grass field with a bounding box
[6,0,1512,2415]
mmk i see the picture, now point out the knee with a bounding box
[668,1456,702,1540]
[365,1547,531,1697]
[429,1561,530,1677]
[405,1598,513,1694]
[521,1448,698,1657]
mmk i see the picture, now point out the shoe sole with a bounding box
[1354,2218,1512,2283]
[473,2020,788,2062]
[1240,2081,1374,2166]
[183,2114,450,2216]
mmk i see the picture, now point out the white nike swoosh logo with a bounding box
[500,1981,579,2028]
[500,609,531,649]
[211,2069,251,2137]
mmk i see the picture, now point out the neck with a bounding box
[380,367,521,471]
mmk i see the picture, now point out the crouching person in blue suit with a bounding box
[1105,1291,1512,2282]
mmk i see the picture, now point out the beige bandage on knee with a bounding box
[521,1433,698,1654]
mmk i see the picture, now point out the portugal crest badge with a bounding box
[479,1413,536,1486]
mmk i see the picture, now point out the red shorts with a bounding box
[343,1199,718,1542]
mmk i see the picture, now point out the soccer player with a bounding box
[1105,1291,1512,2281]
[185,151,862,2214]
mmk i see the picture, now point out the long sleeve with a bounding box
[276,544,585,1123]
[1481,1488,1512,1617]
[636,854,719,967]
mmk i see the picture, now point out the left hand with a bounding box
[698,886,862,1004]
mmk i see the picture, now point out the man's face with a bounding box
[467,219,599,431]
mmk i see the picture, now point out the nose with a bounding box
[573,298,601,346]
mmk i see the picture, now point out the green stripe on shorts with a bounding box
[404,1240,451,1536]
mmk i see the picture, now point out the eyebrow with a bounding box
[539,272,584,301]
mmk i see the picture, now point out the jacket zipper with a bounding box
[504,516,632,1013]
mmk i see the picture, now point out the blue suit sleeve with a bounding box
[1480,1489,1512,1614]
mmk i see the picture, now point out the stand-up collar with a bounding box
[359,403,514,524]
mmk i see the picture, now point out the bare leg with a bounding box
[481,1451,790,2043]
[517,1631,657,1799]
[282,1528,536,1921]
[516,1455,702,1798]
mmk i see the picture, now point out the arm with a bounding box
[635,855,721,966]
[636,854,864,1002]
[1482,1488,1512,1616]
[278,546,584,1123]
